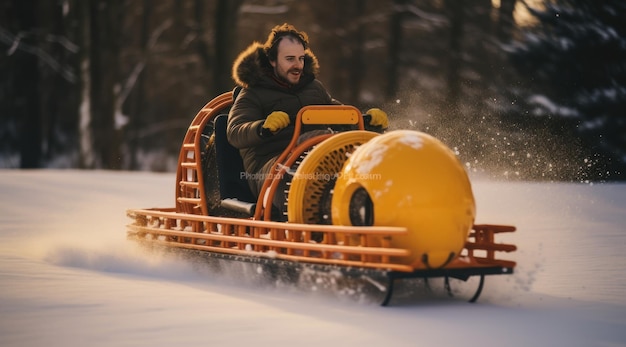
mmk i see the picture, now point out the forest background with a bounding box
[1,0,624,181]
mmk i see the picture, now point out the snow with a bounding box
[398,131,424,150]
[527,94,580,118]
[1,169,625,347]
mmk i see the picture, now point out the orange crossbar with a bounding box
[127,208,516,273]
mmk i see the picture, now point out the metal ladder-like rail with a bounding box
[175,92,234,215]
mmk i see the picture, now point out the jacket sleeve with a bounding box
[226,88,267,149]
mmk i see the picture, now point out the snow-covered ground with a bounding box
[1,169,625,347]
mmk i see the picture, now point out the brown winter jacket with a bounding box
[227,42,338,180]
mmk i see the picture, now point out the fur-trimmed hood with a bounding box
[231,42,320,89]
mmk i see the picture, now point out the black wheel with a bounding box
[426,275,487,302]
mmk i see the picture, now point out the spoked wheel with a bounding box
[287,131,378,226]
[378,273,487,306]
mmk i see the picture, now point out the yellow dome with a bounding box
[331,130,475,269]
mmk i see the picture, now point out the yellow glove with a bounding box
[366,108,389,129]
[262,111,290,133]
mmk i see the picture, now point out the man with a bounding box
[227,23,388,199]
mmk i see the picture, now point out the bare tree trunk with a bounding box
[193,0,212,88]
[497,0,516,41]
[348,0,366,103]
[13,0,43,168]
[76,0,95,168]
[89,0,122,169]
[40,0,76,164]
[213,0,244,94]
[127,0,152,170]
[386,0,409,99]
[444,0,465,122]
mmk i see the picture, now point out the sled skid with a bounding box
[127,208,516,304]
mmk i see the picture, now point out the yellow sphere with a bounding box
[331,130,475,269]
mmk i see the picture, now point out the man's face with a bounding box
[270,37,305,85]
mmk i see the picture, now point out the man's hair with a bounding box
[263,23,309,62]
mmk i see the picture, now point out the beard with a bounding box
[275,67,302,86]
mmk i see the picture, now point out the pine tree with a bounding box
[509,0,626,181]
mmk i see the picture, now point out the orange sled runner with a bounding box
[127,90,517,305]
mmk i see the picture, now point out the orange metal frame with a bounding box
[127,208,515,272]
[128,93,517,275]
[254,105,365,220]
[175,91,234,216]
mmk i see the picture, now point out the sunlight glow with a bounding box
[514,0,544,27]
[492,0,544,27]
